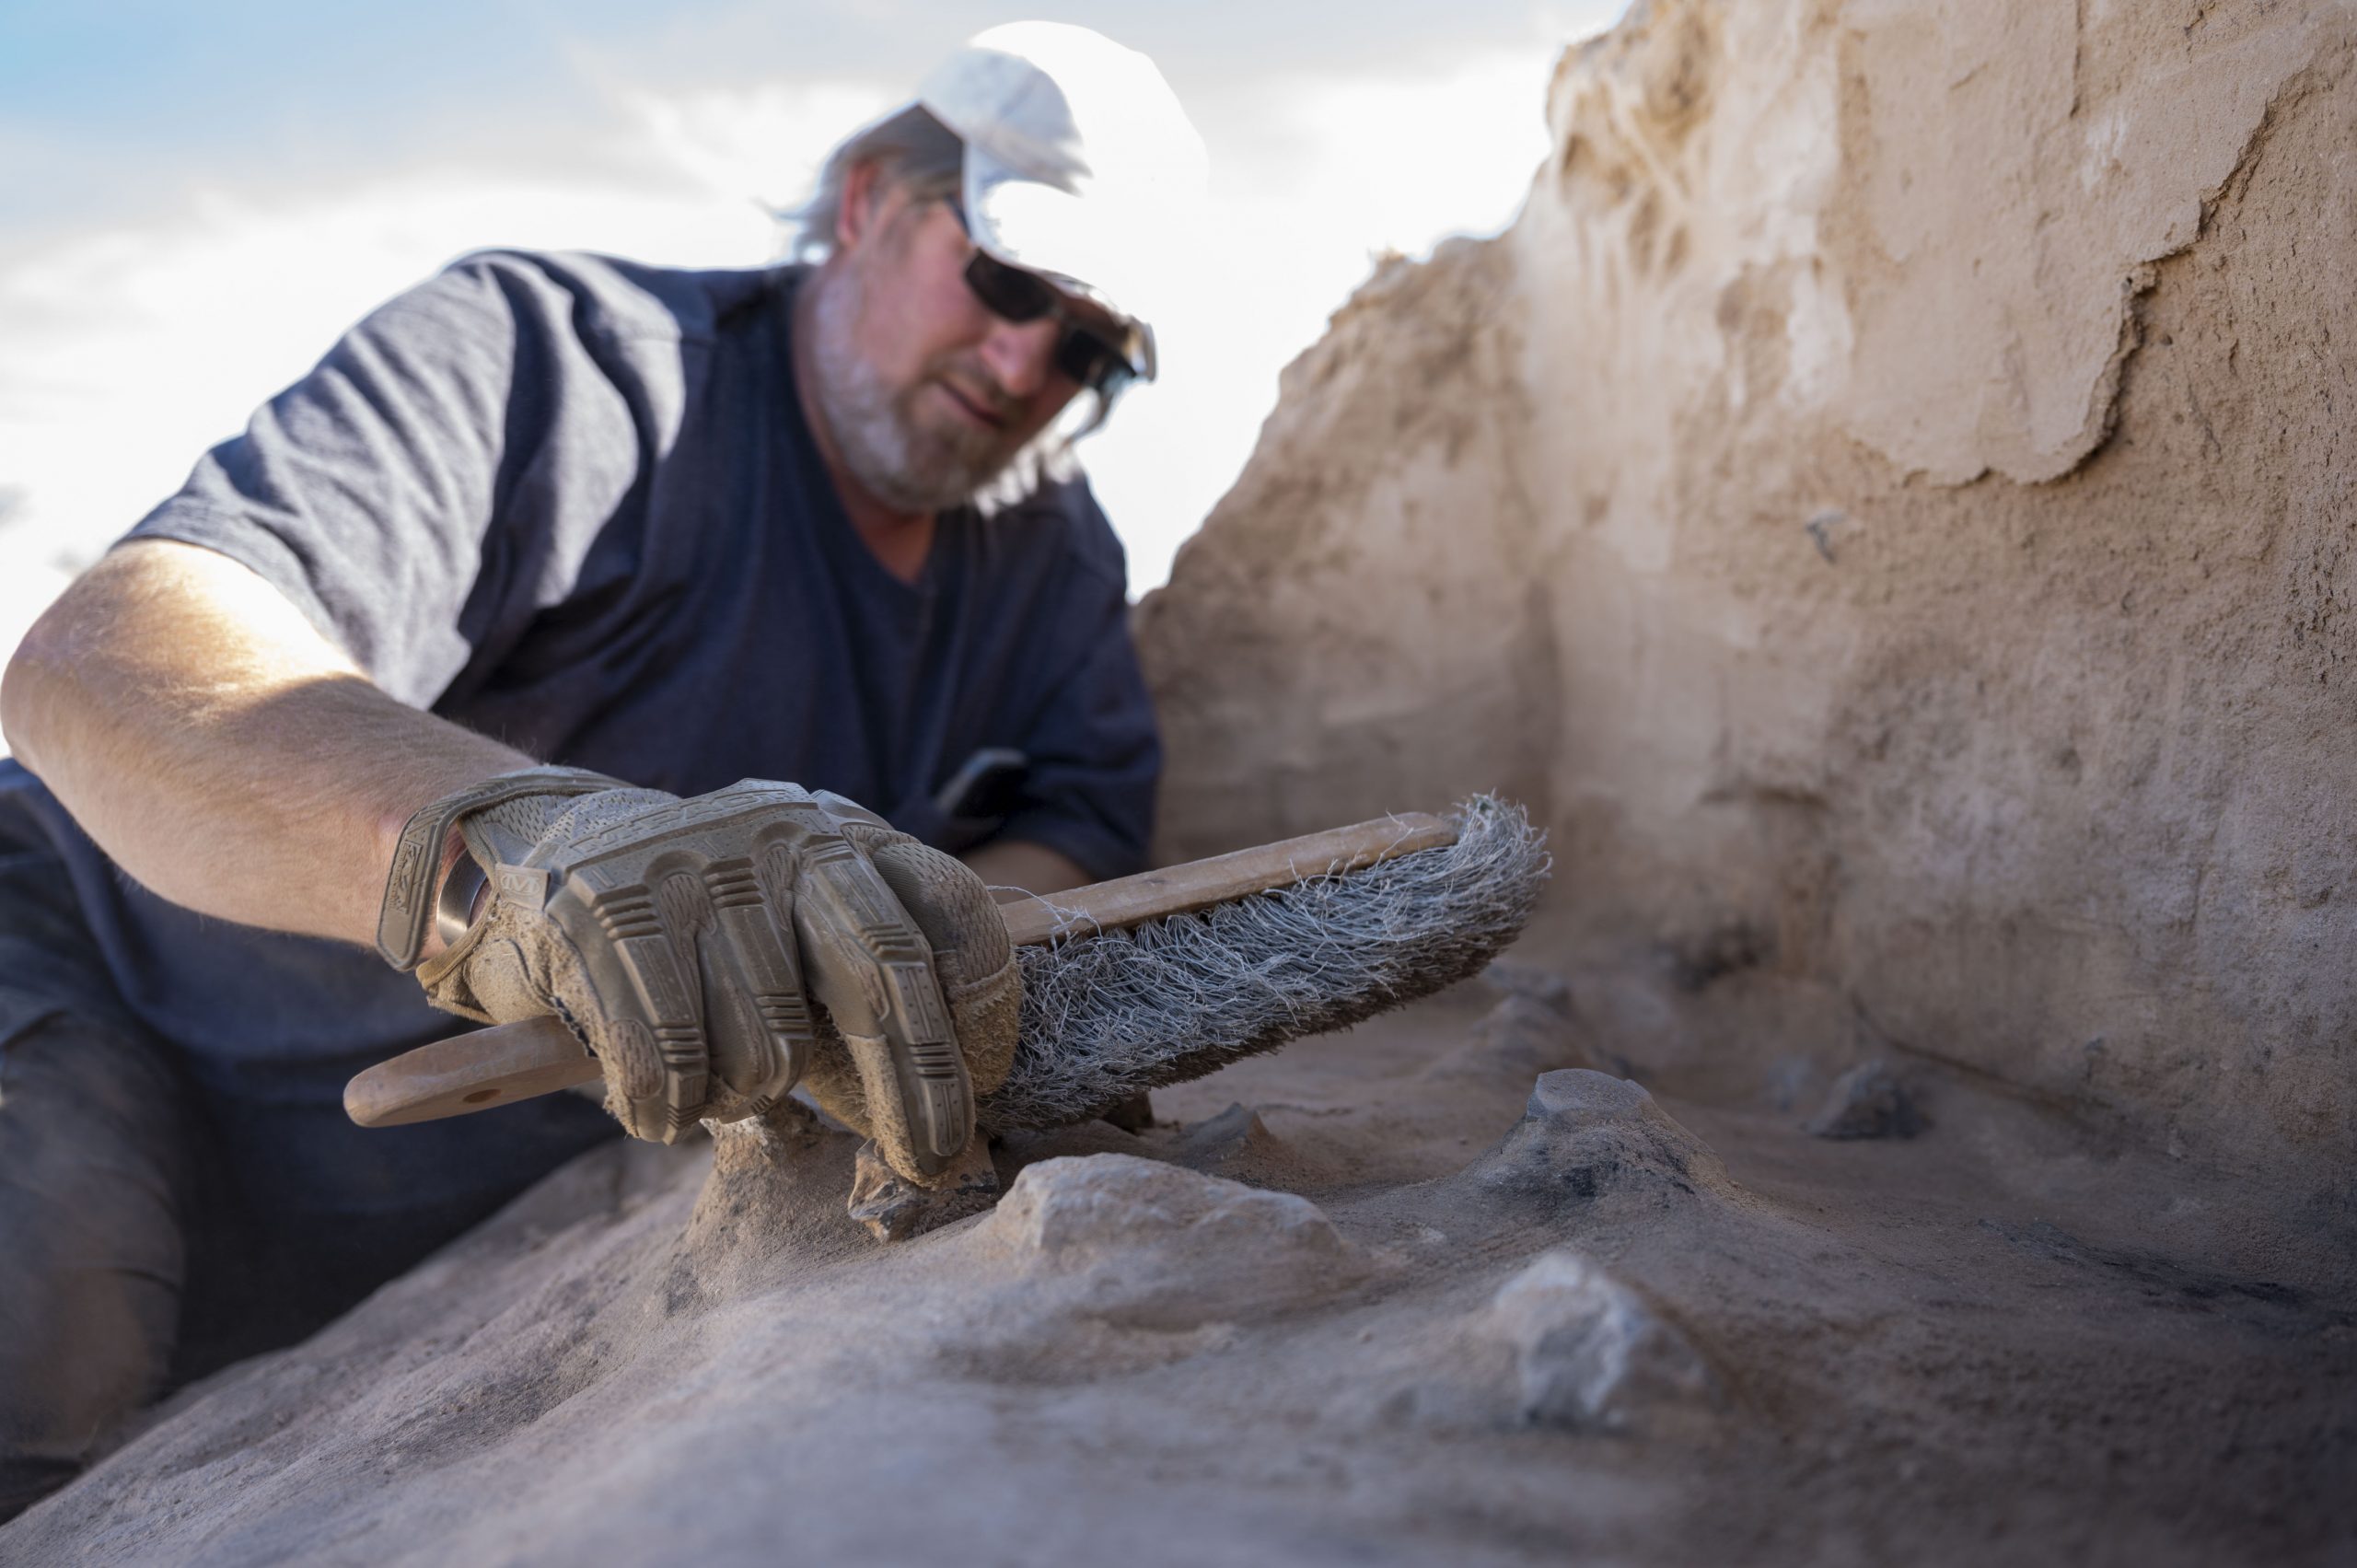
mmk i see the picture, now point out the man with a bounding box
[0,22,1204,1517]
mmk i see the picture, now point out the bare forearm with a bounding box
[0,540,529,947]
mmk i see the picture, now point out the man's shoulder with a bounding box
[416,249,790,349]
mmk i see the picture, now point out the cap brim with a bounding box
[962,147,1158,381]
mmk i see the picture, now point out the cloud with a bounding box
[0,150,795,680]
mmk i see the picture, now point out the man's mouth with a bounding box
[934,378,1009,432]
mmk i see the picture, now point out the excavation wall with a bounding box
[1138,0,2357,1177]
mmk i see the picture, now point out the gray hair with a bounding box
[786,104,966,261]
[783,104,1126,502]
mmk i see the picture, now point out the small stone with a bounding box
[847,1137,1002,1243]
[973,1155,1368,1327]
[1173,1101,1282,1176]
[1804,1059,1922,1140]
[1465,1070,1734,1210]
[1489,1249,1718,1432]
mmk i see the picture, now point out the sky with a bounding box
[0,0,1627,666]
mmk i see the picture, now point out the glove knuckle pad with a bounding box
[414,775,993,1167]
[869,841,1013,986]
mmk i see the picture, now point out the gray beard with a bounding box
[804,264,1052,516]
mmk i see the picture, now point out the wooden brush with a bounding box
[345,810,1491,1131]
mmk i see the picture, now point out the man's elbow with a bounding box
[1,544,163,774]
[0,590,83,773]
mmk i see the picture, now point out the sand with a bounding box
[7,962,2349,1564]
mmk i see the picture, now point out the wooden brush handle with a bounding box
[343,812,1456,1129]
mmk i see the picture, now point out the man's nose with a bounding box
[977,316,1061,401]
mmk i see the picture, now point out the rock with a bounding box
[1172,1101,1283,1178]
[1805,1060,1922,1140]
[1489,1249,1719,1432]
[967,1155,1370,1330]
[1464,1070,1735,1212]
[846,1137,1003,1242]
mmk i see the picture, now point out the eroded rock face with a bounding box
[1137,0,2357,1180]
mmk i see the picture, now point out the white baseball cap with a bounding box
[913,21,1207,382]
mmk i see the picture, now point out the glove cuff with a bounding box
[375,765,628,970]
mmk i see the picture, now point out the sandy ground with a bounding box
[7,923,2350,1567]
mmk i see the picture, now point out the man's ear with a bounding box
[835,159,888,255]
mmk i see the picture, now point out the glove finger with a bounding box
[542,864,710,1144]
[862,840,1012,992]
[790,833,973,1182]
[697,854,811,1118]
[865,839,1021,1096]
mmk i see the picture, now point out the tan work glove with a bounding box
[375,768,1019,1183]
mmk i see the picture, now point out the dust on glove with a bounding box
[377,770,1018,1183]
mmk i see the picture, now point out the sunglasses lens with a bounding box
[1055,330,1128,391]
[961,245,1136,392]
[963,251,1055,324]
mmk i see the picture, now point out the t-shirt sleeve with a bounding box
[122,254,640,710]
[994,517,1162,882]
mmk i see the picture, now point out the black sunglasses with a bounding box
[944,201,1136,393]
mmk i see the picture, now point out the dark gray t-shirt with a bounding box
[0,249,1158,1115]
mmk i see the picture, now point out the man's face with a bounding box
[806,173,1115,514]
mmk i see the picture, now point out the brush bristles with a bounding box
[976,797,1550,1132]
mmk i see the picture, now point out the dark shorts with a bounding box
[0,832,616,1519]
